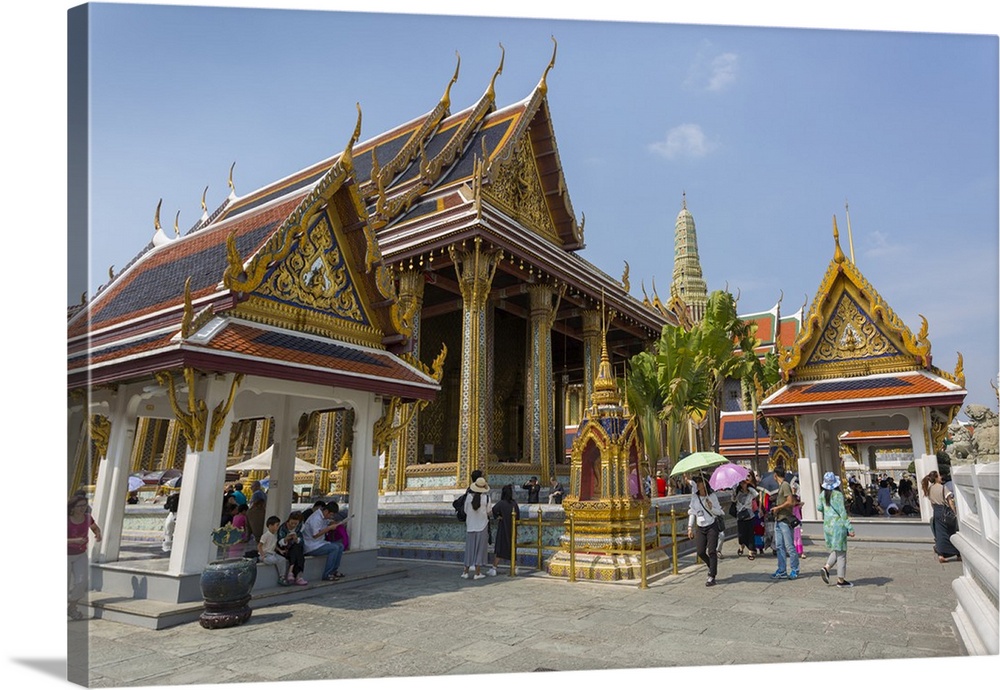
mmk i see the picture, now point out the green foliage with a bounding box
[655,323,712,473]
[625,350,666,494]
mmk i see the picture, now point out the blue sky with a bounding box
[3,3,998,689]
[74,1,999,415]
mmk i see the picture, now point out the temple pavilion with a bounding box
[759,220,967,523]
[67,45,676,603]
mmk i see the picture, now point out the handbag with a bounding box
[942,505,958,532]
[728,502,738,518]
[737,508,752,521]
[785,515,802,529]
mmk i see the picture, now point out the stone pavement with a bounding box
[73,539,981,688]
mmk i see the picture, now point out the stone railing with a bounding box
[949,461,999,655]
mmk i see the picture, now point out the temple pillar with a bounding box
[163,419,186,471]
[581,309,602,408]
[67,400,87,495]
[166,373,241,575]
[909,407,937,525]
[450,239,501,486]
[267,398,299,528]
[795,418,820,520]
[526,283,561,480]
[350,393,383,551]
[386,268,424,493]
[92,385,142,564]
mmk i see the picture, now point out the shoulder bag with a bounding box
[698,494,726,532]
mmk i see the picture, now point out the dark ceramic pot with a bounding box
[199,557,257,629]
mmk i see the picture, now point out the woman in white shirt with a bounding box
[462,477,493,580]
[687,473,725,586]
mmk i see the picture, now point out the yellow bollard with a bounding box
[671,506,680,575]
[569,514,576,582]
[639,506,648,589]
[510,512,517,577]
[536,509,543,571]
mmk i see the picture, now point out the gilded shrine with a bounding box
[546,311,672,581]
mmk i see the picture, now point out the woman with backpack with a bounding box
[461,477,492,580]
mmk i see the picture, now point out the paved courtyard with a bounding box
[67,540,988,688]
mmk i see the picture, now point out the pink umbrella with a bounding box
[709,463,749,491]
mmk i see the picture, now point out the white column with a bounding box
[91,386,141,563]
[797,418,820,521]
[269,396,299,523]
[349,393,382,552]
[907,408,936,525]
[167,374,237,575]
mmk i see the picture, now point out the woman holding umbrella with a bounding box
[687,473,726,587]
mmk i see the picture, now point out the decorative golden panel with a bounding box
[780,229,935,382]
[485,136,559,244]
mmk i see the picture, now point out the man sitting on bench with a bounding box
[302,501,347,581]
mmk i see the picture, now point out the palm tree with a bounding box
[699,291,754,452]
[655,323,712,477]
[741,349,781,473]
[626,350,666,497]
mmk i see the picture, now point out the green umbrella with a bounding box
[669,451,730,478]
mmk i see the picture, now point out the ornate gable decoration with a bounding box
[256,210,367,322]
[223,106,394,348]
[484,135,559,243]
[780,217,932,382]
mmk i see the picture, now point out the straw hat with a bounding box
[470,477,490,493]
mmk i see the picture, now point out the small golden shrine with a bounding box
[546,311,672,581]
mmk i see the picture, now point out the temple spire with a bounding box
[670,195,708,323]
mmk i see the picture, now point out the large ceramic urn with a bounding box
[199,525,257,629]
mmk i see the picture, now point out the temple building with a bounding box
[67,45,676,607]
[759,219,967,522]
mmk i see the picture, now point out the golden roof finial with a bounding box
[845,199,856,264]
[832,215,845,263]
[442,51,461,110]
[486,43,505,101]
[174,210,180,237]
[590,290,621,411]
[154,198,163,231]
[537,36,557,95]
[341,102,362,171]
[201,185,209,214]
[228,162,237,197]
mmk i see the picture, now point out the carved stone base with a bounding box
[199,595,252,629]
[546,548,672,581]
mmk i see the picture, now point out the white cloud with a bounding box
[861,230,907,260]
[649,124,718,160]
[707,52,739,91]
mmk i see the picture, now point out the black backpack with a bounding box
[452,490,469,521]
